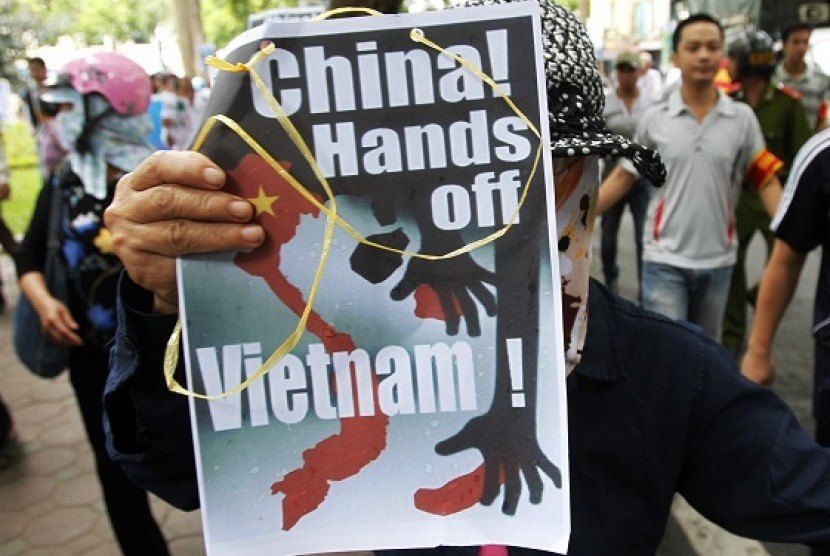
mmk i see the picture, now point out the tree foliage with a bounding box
[201,0,291,52]
[200,0,579,51]
[0,0,37,82]
[19,0,167,46]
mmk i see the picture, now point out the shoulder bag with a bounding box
[13,171,70,378]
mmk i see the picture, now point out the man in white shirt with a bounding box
[599,51,657,297]
[598,13,783,340]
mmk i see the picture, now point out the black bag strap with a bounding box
[46,162,71,253]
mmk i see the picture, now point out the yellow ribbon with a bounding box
[163,15,543,399]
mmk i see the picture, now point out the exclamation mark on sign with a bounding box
[506,337,524,407]
[486,29,511,96]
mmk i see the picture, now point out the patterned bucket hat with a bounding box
[460,0,666,186]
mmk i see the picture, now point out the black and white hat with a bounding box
[461,0,666,186]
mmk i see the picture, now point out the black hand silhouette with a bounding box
[390,252,497,336]
[435,408,562,515]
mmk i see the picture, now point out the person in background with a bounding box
[15,52,170,556]
[21,57,47,130]
[192,75,211,116]
[160,74,195,150]
[598,13,784,341]
[774,21,830,132]
[36,99,68,175]
[22,57,68,176]
[599,51,656,298]
[741,127,830,556]
[0,124,18,310]
[636,50,664,101]
[721,29,812,358]
[176,75,199,148]
[146,72,168,150]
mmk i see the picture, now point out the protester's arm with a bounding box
[104,150,265,313]
[19,271,82,346]
[758,174,783,218]
[15,177,82,346]
[597,165,636,215]
[681,346,830,544]
[741,240,807,385]
[103,273,199,510]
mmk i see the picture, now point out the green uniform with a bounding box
[722,81,812,352]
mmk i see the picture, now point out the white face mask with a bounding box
[56,107,85,152]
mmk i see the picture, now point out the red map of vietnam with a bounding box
[224,154,389,530]
[223,153,490,529]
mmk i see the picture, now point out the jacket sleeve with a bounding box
[14,178,51,277]
[679,346,830,546]
[103,272,199,511]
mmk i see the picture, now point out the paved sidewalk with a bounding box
[0,254,206,556]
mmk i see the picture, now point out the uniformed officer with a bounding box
[722,29,813,356]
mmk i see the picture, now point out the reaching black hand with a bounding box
[391,253,497,336]
[434,409,562,515]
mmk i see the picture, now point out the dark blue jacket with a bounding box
[104,277,830,554]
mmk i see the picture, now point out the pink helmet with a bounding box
[44,51,151,115]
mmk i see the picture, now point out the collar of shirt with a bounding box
[732,80,777,104]
[776,61,827,84]
[572,281,627,382]
[666,86,736,118]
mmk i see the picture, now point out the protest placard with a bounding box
[177,3,569,555]
[247,6,326,29]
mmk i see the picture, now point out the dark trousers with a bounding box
[600,177,650,293]
[813,329,830,556]
[69,342,170,556]
[722,188,773,351]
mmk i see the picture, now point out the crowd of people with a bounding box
[1,2,830,555]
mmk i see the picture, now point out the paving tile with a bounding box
[23,506,98,546]
[12,400,66,426]
[19,446,77,476]
[163,507,204,538]
[53,473,102,506]
[0,539,26,556]
[0,509,28,540]
[167,536,208,556]
[38,418,85,446]
[0,475,54,510]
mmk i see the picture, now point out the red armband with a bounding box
[746,148,783,190]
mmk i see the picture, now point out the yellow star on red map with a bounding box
[248,185,279,217]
